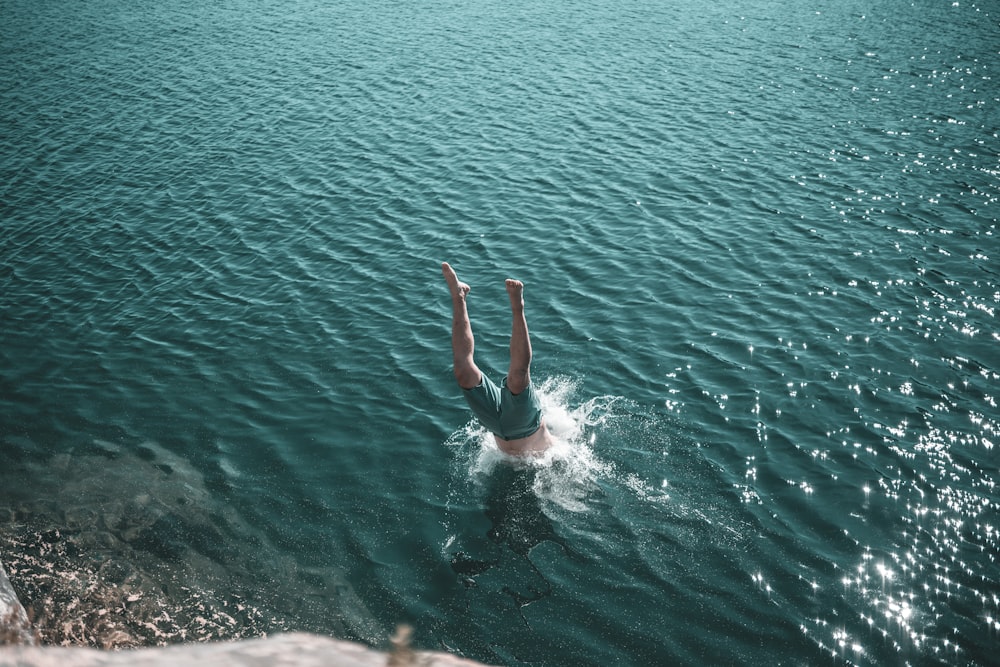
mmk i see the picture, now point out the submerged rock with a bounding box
[3,555,491,665]
[0,440,385,650]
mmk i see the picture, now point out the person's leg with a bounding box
[442,262,482,389]
[505,278,532,395]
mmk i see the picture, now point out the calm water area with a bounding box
[2,0,998,664]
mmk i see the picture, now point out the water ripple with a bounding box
[2,0,998,663]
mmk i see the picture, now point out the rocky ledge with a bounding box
[1,631,491,667]
[1,560,36,646]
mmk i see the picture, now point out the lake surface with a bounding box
[1,0,998,664]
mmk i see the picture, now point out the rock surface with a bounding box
[0,632,492,666]
[0,560,36,646]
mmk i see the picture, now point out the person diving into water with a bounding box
[442,262,554,456]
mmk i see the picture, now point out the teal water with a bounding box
[2,0,998,664]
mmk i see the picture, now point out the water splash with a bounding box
[445,376,622,513]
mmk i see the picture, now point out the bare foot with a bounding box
[442,262,471,300]
[505,278,524,310]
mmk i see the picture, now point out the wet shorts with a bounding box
[463,375,542,440]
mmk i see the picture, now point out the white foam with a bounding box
[446,376,623,513]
